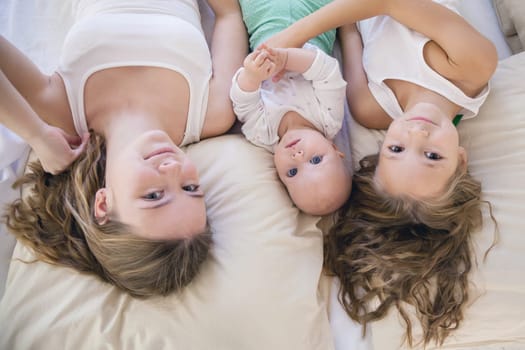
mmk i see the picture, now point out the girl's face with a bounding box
[375,113,467,198]
[95,130,206,240]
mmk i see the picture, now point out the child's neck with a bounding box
[278,110,317,138]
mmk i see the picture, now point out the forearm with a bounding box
[283,48,316,75]
[285,0,495,73]
[338,23,368,98]
[277,0,386,48]
[0,70,46,142]
[0,36,50,110]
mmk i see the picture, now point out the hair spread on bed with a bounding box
[324,153,496,347]
[3,131,212,298]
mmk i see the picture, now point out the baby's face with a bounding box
[274,128,350,215]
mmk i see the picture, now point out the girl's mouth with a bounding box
[408,116,437,125]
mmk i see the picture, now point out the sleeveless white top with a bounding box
[358,0,489,120]
[57,0,211,146]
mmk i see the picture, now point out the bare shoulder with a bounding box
[38,72,75,134]
[423,37,498,97]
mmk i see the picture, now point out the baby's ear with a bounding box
[332,143,345,158]
[458,146,468,173]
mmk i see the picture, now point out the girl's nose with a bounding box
[408,125,430,137]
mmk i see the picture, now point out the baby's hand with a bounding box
[238,49,277,91]
[260,45,288,82]
[30,125,89,175]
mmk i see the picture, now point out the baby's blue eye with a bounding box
[425,152,442,160]
[310,155,323,164]
[388,145,404,153]
[143,190,164,201]
[287,168,298,177]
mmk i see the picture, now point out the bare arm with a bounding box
[0,35,88,174]
[384,0,497,92]
[338,23,390,129]
[201,0,248,138]
[265,0,497,93]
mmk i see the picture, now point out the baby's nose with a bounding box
[292,150,304,159]
[158,158,182,174]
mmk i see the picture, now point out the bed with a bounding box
[0,1,524,349]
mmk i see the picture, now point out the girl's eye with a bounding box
[425,152,442,160]
[287,168,298,177]
[182,184,200,192]
[388,145,404,153]
[142,190,164,201]
[310,155,323,164]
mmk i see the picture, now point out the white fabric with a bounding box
[358,0,489,120]
[230,45,346,152]
[57,0,211,146]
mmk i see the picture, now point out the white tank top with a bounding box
[57,0,211,146]
[358,1,489,120]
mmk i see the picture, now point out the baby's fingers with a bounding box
[253,50,268,66]
[265,61,276,75]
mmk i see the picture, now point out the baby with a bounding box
[230,45,351,215]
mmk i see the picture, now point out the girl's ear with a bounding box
[332,143,345,158]
[94,188,110,225]
[458,146,468,173]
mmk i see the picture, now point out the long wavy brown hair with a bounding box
[325,154,494,347]
[3,132,212,298]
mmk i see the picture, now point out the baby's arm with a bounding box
[229,52,266,125]
[302,48,347,135]
[0,36,88,174]
[229,54,270,149]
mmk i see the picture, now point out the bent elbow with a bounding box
[475,40,499,84]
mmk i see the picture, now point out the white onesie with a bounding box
[358,0,489,120]
[57,0,211,146]
[230,45,347,153]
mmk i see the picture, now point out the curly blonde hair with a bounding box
[325,154,492,347]
[3,132,212,298]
